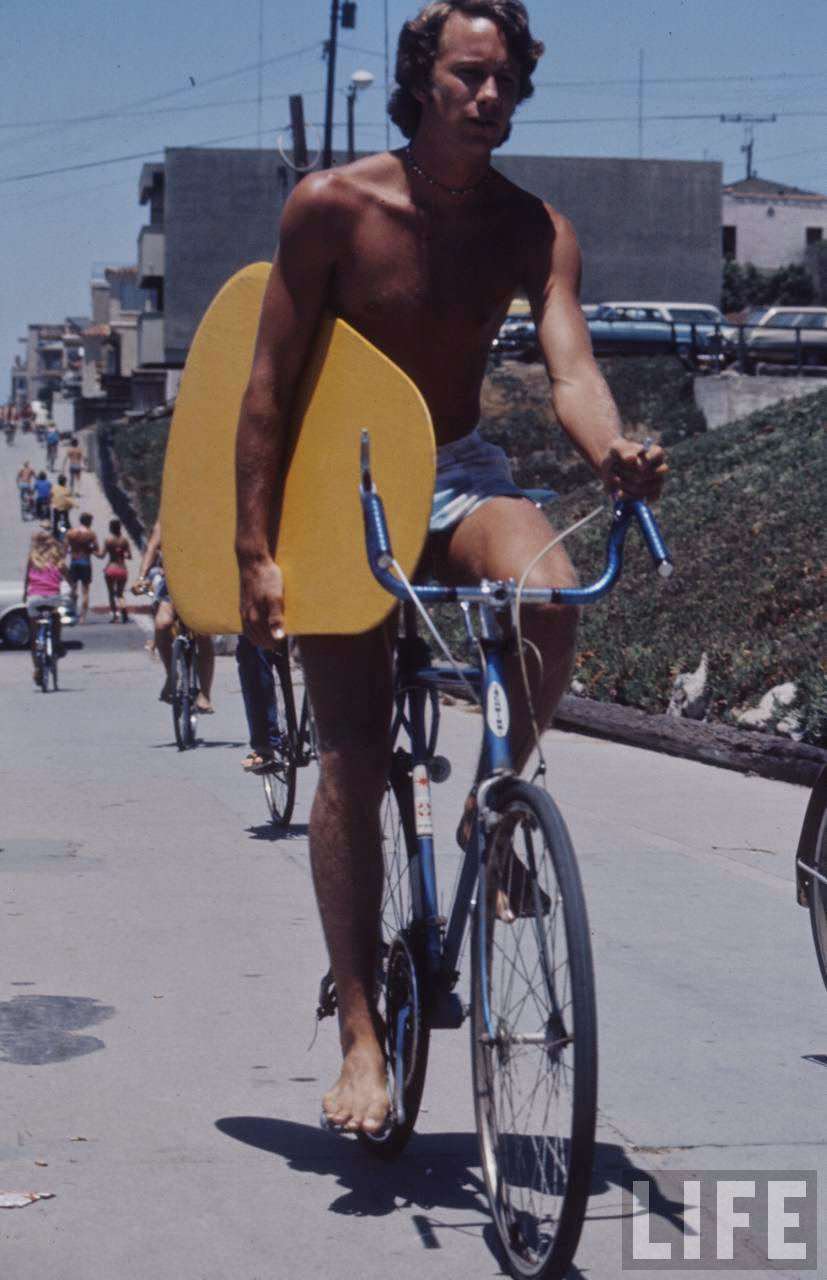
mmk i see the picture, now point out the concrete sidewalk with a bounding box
[1,423,823,1280]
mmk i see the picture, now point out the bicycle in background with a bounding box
[795,765,827,991]
[260,642,319,827]
[171,622,201,750]
[33,605,59,692]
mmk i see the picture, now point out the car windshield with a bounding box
[668,308,722,324]
[768,312,825,329]
[744,308,769,325]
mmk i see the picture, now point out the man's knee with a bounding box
[315,738,390,816]
[519,560,581,652]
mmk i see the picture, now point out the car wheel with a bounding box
[1,610,31,649]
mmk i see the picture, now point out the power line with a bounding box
[533,70,827,90]
[0,128,289,186]
[517,109,827,126]
[0,43,324,134]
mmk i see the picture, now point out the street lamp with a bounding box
[347,69,374,163]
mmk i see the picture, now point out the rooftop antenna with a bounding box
[719,113,777,180]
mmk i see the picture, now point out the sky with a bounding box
[3,0,827,386]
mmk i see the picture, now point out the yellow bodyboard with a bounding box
[161,263,435,635]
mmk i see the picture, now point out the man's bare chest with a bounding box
[334,206,524,336]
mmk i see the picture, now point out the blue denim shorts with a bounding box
[430,429,525,534]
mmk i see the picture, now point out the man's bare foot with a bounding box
[195,694,214,713]
[321,1041,388,1134]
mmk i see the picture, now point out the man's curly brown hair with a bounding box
[388,0,544,140]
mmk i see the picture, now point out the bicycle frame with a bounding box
[363,430,673,1028]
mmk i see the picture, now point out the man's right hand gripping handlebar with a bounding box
[239,557,286,648]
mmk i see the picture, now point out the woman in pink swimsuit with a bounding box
[102,518,132,624]
[23,528,69,682]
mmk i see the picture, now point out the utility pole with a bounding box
[719,113,777,180]
[322,0,357,170]
[289,94,309,182]
[322,0,341,170]
[637,49,644,159]
[256,0,264,148]
[384,0,391,150]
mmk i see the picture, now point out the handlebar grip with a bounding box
[632,501,673,578]
[361,488,394,570]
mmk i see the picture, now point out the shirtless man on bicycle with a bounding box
[235,0,666,1135]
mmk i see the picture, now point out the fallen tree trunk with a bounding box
[554,695,827,787]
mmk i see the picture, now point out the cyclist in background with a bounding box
[17,461,36,514]
[33,471,52,521]
[50,473,76,539]
[133,518,216,712]
[45,423,60,470]
[23,527,69,684]
[62,437,84,495]
[236,635,284,772]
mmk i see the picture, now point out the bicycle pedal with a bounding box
[315,969,338,1021]
[427,755,452,783]
[428,990,465,1029]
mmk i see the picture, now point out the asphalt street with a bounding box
[0,427,822,1279]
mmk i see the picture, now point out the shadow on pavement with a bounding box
[245,822,310,842]
[215,1116,674,1270]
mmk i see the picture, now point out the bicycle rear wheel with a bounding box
[172,639,196,750]
[359,747,430,1159]
[471,780,597,1280]
[261,652,298,826]
[807,796,827,992]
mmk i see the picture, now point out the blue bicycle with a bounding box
[354,433,672,1280]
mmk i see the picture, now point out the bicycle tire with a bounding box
[807,800,827,992]
[262,652,298,827]
[172,639,195,750]
[471,779,597,1280]
[359,748,430,1159]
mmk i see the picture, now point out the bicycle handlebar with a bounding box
[360,430,673,608]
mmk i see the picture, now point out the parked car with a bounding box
[491,302,630,363]
[0,581,76,649]
[588,301,736,368]
[490,310,539,362]
[742,306,827,372]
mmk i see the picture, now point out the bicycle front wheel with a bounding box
[807,798,827,992]
[471,780,597,1280]
[172,640,195,750]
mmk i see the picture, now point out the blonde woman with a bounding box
[23,527,69,683]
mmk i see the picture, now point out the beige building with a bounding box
[722,176,827,270]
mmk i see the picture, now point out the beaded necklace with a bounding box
[405,145,490,198]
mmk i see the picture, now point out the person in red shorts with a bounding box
[102,518,132,623]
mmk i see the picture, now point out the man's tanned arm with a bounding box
[235,175,341,647]
[526,205,667,500]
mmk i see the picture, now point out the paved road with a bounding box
[0,429,821,1279]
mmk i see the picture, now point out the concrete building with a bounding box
[135,147,723,368]
[722,176,827,270]
[15,319,87,407]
